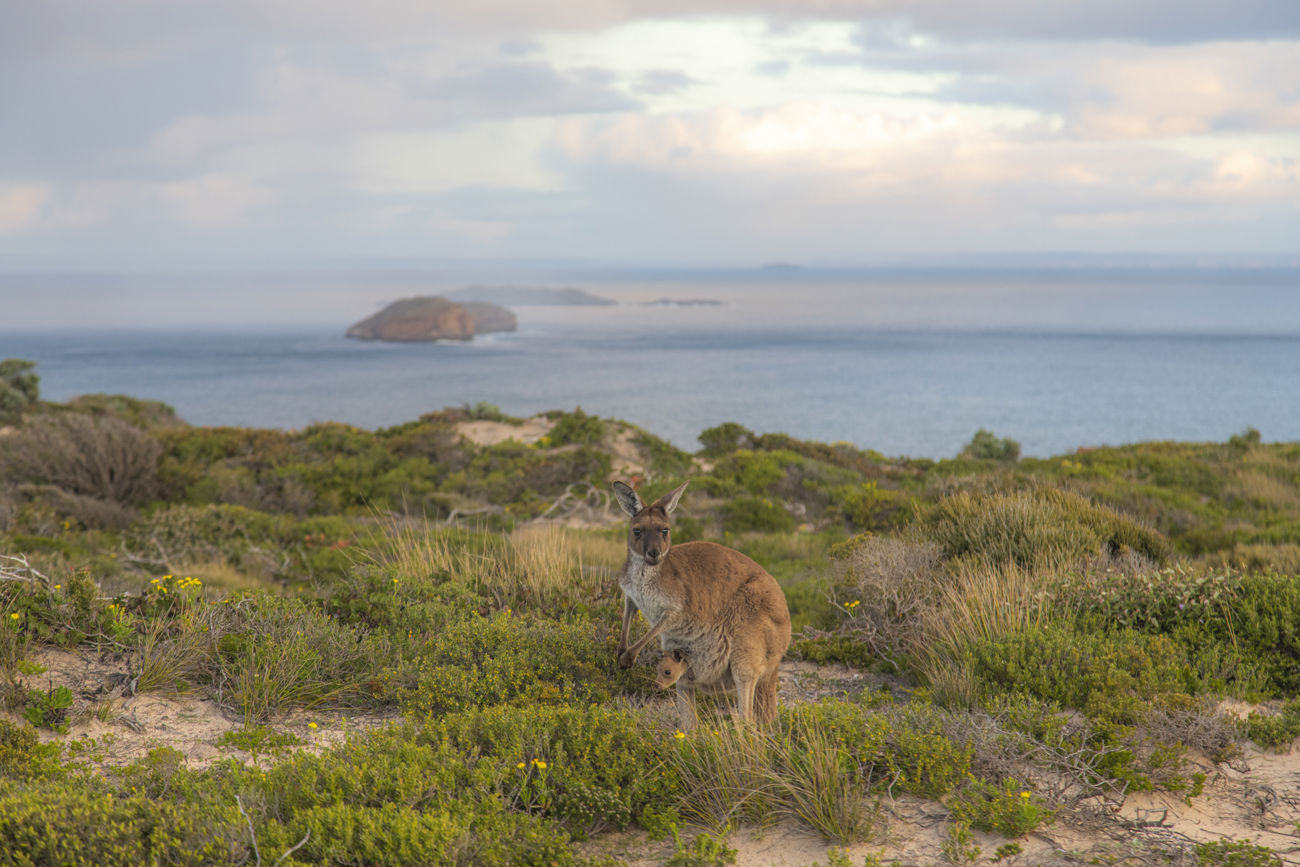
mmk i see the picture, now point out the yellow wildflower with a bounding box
[673,731,686,740]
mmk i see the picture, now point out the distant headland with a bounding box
[448,285,616,306]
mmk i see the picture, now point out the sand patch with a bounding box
[13,647,396,770]
[455,416,554,447]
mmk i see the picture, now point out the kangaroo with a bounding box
[613,480,791,725]
[653,649,734,696]
[654,650,692,689]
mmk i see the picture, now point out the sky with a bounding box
[2,1,1299,269]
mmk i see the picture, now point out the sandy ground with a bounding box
[455,417,664,490]
[13,644,1300,864]
[456,416,555,447]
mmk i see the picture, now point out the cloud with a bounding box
[1,1,1297,266]
[910,40,1300,140]
[0,183,48,233]
[413,60,639,122]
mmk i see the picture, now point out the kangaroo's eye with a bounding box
[660,528,669,537]
[632,528,642,537]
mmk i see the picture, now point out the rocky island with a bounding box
[345,296,516,342]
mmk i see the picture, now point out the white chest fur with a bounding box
[620,555,674,626]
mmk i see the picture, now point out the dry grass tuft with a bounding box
[364,518,622,610]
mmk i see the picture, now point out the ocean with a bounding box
[3,270,1299,458]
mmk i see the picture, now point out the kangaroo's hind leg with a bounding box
[752,664,780,725]
[674,682,699,731]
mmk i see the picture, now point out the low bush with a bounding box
[1194,839,1284,867]
[719,496,797,534]
[406,613,632,718]
[433,704,683,834]
[0,413,161,506]
[212,594,389,723]
[960,429,1020,463]
[0,782,244,866]
[946,778,1052,837]
[826,535,943,662]
[925,488,1170,571]
[1244,699,1300,750]
[698,422,756,457]
[0,359,39,425]
[964,624,1197,726]
[0,717,66,781]
[547,408,606,447]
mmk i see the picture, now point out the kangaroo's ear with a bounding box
[656,480,689,514]
[612,481,645,517]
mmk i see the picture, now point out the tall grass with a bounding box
[912,565,1059,706]
[672,720,879,844]
[362,518,623,611]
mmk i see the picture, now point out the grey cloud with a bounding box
[634,69,698,96]
[414,61,639,122]
[499,38,543,57]
[890,0,1300,45]
[0,45,263,178]
[10,0,1300,64]
[754,60,790,77]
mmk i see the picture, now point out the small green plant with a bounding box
[1194,838,1284,866]
[992,841,1022,861]
[514,756,555,815]
[948,779,1052,837]
[23,685,74,732]
[941,819,981,864]
[1245,699,1300,750]
[218,725,304,757]
[664,826,737,867]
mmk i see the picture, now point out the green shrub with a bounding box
[547,408,606,447]
[0,782,243,866]
[1194,838,1284,867]
[925,488,1170,570]
[961,429,1020,463]
[0,359,39,424]
[1245,699,1300,750]
[263,802,472,866]
[698,422,755,457]
[706,450,790,496]
[213,594,388,723]
[407,613,630,718]
[719,495,796,533]
[0,717,65,781]
[433,704,683,834]
[63,393,183,430]
[947,778,1052,837]
[965,624,1197,726]
[633,429,695,478]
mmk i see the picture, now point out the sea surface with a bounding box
[3,271,1299,458]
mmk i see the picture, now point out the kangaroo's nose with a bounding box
[646,547,660,560]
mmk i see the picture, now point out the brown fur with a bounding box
[654,651,690,689]
[613,480,792,725]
